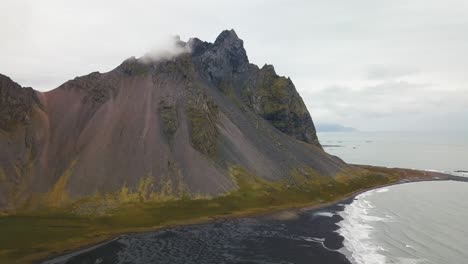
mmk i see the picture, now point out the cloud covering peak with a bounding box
[140,35,191,63]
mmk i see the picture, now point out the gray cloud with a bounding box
[304,81,468,130]
[1,0,468,131]
[366,65,419,80]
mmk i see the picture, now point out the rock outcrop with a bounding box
[0,74,39,131]
[0,30,346,210]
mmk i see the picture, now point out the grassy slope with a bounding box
[0,166,444,264]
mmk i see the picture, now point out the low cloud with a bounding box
[140,36,191,63]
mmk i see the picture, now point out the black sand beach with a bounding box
[41,199,355,264]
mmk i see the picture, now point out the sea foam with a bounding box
[376,188,389,193]
[337,190,390,264]
[314,211,335,217]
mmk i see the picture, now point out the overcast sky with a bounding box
[2,0,468,131]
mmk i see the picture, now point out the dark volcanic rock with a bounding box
[190,29,319,146]
[191,29,249,87]
[0,74,39,131]
[0,30,345,210]
[247,64,319,145]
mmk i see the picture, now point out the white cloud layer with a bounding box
[1,0,467,131]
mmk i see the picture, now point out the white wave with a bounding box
[423,168,468,178]
[303,237,325,243]
[451,170,468,178]
[377,246,387,252]
[337,191,390,264]
[396,257,426,264]
[376,188,389,193]
[314,211,334,217]
[301,236,338,251]
[424,168,441,172]
[337,189,427,264]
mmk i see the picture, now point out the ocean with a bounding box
[319,131,468,264]
[317,131,468,177]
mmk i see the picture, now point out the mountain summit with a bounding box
[0,30,346,210]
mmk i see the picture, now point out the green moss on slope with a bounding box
[239,65,317,144]
[186,98,220,157]
[159,102,178,139]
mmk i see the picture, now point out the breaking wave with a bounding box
[337,189,391,264]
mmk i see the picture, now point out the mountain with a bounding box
[0,29,347,211]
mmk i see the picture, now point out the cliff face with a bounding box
[0,74,39,131]
[0,30,346,210]
[189,30,319,145]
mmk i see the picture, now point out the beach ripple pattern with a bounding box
[55,206,352,264]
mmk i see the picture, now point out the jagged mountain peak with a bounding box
[214,29,242,46]
[0,73,21,89]
[0,73,39,131]
[261,64,277,74]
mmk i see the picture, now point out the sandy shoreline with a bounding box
[39,169,467,264]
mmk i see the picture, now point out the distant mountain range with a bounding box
[0,30,347,210]
[316,123,357,132]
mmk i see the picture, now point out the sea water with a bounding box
[337,182,468,264]
[319,131,468,264]
[318,131,468,177]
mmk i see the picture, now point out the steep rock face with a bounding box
[246,64,319,145]
[0,75,46,209]
[0,30,345,210]
[189,30,319,145]
[0,74,39,131]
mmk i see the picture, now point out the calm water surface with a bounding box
[318,131,468,176]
